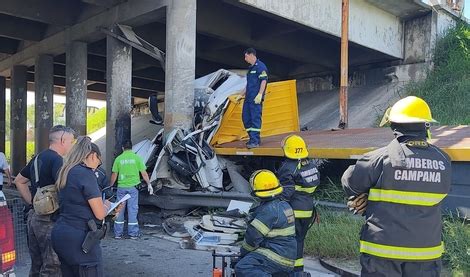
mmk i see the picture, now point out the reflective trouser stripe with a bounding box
[368,188,447,206]
[246,128,261,132]
[114,221,125,224]
[294,210,313,218]
[251,219,270,236]
[254,248,295,267]
[360,240,444,260]
[242,241,256,252]
[294,258,304,267]
[295,185,317,194]
[266,226,295,237]
[128,222,139,225]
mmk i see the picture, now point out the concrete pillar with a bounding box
[0,77,5,153]
[66,41,87,136]
[10,65,27,175]
[35,55,54,153]
[105,32,132,175]
[164,0,196,132]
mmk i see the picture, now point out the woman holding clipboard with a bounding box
[51,136,124,277]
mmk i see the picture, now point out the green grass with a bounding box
[405,22,470,125]
[304,207,363,259]
[86,108,106,135]
[442,213,470,274]
[315,176,348,203]
[304,208,470,275]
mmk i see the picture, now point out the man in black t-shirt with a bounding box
[14,125,75,277]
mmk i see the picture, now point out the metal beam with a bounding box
[43,63,165,91]
[0,37,19,54]
[81,0,122,8]
[0,14,46,41]
[197,0,336,69]
[0,0,79,26]
[0,0,169,76]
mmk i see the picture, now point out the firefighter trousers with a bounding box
[360,254,442,277]
[293,218,310,273]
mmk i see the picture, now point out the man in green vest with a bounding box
[110,140,153,239]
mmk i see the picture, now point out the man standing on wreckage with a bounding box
[342,96,451,277]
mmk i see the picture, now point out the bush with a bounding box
[4,141,35,163]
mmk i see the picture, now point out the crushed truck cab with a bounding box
[137,69,470,217]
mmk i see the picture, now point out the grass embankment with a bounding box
[87,108,106,134]
[406,23,470,125]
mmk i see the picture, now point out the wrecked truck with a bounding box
[135,69,300,210]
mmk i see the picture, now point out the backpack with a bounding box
[31,155,59,215]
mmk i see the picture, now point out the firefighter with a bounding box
[277,135,320,276]
[235,48,268,149]
[235,170,296,276]
[342,96,452,277]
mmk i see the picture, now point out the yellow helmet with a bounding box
[249,170,283,198]
[282,135,309,159]
[380,96,436,126]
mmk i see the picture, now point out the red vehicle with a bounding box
[0,191,15,276]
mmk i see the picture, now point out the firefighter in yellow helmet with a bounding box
[235,170,297,277]
[342,96,451,277]
[276,135,320,276]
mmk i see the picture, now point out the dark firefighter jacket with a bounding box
[277,159,320,218]
[342,129,452,261]
[241,198,297,268]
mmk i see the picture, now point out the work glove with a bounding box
[254,93,263,104]
[347,193,368,216]
[235,94,244,102]
[147,183,154,195]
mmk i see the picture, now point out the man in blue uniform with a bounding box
[236,48,268,149]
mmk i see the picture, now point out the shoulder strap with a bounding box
[33,154,40,187]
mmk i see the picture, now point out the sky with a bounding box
[465,0,470,18]
[4,90,106,109]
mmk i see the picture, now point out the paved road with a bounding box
[14,226,340,277]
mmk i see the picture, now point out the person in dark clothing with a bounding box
[277,135,320,277]
[51,137,111,277]
[235,170,296,277]
[342,96,452,277]
[94,166,112,199]
[235,48,269,149]
[15,125,76,277]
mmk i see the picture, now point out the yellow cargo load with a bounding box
[210,80,299,146]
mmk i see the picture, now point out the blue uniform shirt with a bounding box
[57,164,101,230]
[246,59,268,101]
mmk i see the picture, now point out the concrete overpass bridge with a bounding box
[0,0,461,174]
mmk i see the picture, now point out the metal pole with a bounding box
[339,0,349,129]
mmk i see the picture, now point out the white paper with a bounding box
[226,200,252,214]
[107,194,131,215]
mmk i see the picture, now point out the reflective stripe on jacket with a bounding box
[342,134,451,261]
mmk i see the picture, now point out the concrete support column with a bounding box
[66,41,87,136]
[164,0,196,132]
[105,32,132,175]
[0,77,5,153]
[35,55,54,153]
[10,65,27,175]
